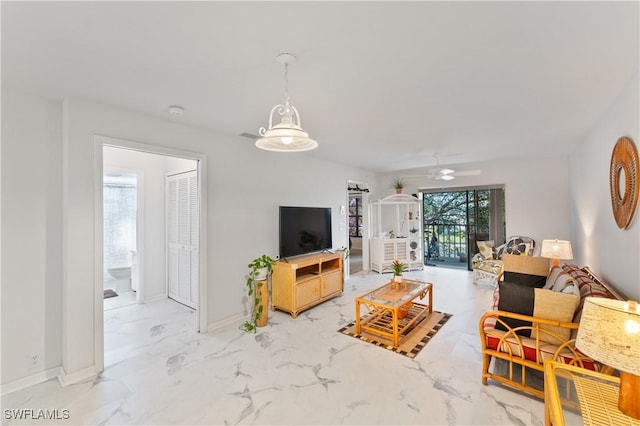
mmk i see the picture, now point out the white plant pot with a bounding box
[254,267,269,281]
[393,275,403,283]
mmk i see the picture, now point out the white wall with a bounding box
[376,155,572,250]
[0,94,368,384]
[1,89,63,385]
[570,73,640,300]
[103,147,197,302]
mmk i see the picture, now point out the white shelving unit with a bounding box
[369,193,423,273]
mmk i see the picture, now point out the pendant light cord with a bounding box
[284,61,290,105]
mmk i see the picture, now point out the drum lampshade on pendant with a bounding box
[255,53,318,153]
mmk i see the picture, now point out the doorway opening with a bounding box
[422,186,505,270]
[347,180,369,275]
[95,136,208,375]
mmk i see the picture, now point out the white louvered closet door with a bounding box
[167,170,199,309]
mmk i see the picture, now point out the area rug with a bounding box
[338,308,452,359]
[104,289,118,299]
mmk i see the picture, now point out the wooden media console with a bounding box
[272,252,344,318]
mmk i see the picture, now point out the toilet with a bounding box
[107,266,132,293]
[107,266,131,280]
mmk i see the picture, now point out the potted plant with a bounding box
[242,254,277,333]
[337,246,350,259]
[392,177,405,194]
[391,259,407,283]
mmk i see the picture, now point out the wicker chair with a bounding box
[472,236,535,286]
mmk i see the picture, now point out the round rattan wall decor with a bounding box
[609,136,639,229]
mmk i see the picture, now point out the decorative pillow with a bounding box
[544,265,564,289]
[561,264,611,322]
[503,271,547,288]
[477,240,495,259]
[560,283,580,298]
[543,265,576,292]
[505,238,531,256]
[496,281,579,345]
[483,284,502,329]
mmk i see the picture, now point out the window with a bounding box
[348,196,363,237]
[103,174,137,278]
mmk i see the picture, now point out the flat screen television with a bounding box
[279,206,332,259]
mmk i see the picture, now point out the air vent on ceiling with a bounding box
[238,132,260,140]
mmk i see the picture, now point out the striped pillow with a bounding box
[561,264,611,322]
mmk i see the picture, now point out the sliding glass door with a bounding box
[423,187,505,270]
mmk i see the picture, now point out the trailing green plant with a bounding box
[337,246,350,259]
[241,254,277,333]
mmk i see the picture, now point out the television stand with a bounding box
[271,252,344,318]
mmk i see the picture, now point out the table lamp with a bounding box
[540,239,573,266]
[576,298,640,419]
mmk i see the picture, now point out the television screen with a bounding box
[279,206,332,258]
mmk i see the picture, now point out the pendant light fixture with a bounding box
[255,53,318,152]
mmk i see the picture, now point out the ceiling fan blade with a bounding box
[452,170,482,177]
[403,173,436,179]
[437,174,455,181]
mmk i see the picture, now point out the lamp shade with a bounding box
[576,298,640,376]
[255,109,318,152]
[256,53,318,153]
[540,239,573,260]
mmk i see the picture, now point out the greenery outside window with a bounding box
[422,186,505,270]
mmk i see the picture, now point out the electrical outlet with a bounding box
[27,353,40,369]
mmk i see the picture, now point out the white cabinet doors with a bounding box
[167,171,198,309]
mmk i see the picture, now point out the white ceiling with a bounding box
[2,1,638,173]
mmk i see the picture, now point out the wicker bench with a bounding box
[479,261,625,399]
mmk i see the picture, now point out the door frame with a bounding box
[346,179,370,274]
[94,135,208,373]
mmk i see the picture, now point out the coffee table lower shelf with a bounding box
[359,302,430,346]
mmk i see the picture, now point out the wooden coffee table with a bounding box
[355,279,432,347]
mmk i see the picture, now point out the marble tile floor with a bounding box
[348,250,363,275]
[3,267,549,425]
[104,290,138,311]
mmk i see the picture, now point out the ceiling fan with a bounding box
[404,168,481,181]
[403,153,481,181]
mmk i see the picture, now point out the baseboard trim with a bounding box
[144,294,167,304]
[57,365,100,387]
[207,312,246,333]
[1,367,61,396]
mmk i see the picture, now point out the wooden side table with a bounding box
[544,360,640,426]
